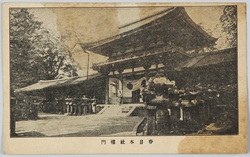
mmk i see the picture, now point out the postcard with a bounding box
[3,2,247,154]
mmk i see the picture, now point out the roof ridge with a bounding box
[119,7,176,29]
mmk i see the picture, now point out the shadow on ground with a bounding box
[15,131,46,137]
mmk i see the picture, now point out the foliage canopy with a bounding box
[10,8,78,92]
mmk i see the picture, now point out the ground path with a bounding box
[16,112,144,137]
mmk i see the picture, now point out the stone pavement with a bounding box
[15,113,144,137]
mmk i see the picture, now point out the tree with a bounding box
[220,6,237,47]
[10,8,78,92]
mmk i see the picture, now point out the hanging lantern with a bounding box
[127,82,133,90]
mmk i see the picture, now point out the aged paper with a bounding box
[3,3,247,154]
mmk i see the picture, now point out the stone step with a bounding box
[98,105,137,117]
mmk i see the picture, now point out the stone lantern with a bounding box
[143,74,176,135]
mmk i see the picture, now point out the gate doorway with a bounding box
[132,89,140,103]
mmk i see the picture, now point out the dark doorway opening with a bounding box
[132,89,140,103]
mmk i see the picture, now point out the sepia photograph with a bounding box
[3,2,247,154]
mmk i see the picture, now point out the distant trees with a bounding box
[10,8,78,91]
[220,6,237,47]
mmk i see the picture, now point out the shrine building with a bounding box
[81,7,217,105]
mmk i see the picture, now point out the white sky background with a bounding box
[29,7,227,76]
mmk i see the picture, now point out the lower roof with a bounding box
[15,73,102,93]
[175,47,237,71]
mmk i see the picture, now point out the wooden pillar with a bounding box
[118,68,124,105]
[105,76,109,104]
[98,65,111,105]
[142,60,153,135]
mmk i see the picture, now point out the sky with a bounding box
[29,6,227,76]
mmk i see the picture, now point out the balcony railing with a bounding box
[92,44,187,69]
